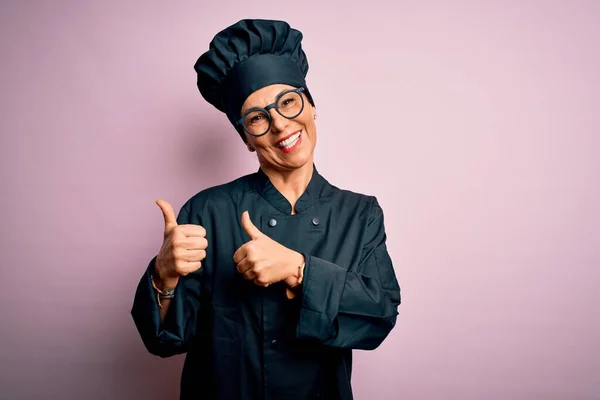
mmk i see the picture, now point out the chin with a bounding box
[285,151,314,169]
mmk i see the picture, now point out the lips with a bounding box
[277,132,302,153]
[275,130,302,148]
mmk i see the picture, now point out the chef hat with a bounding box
[194,19,314,141]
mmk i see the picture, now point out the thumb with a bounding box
[241,211,262,240]
[156,199,178,233]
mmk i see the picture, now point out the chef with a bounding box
[131,18,401,400]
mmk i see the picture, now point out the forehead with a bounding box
[241,84,296,113]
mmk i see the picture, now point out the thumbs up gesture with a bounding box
[233,211,304,287]
[154,199,208,289]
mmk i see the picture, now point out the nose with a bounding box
[268,108,289,134]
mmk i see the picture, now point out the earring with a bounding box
[314,114,317,120]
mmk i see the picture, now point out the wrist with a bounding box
[150,270,177,309]
[154,259,179,290]
[285,254,305,300]
[285,252,305,287]
[158,277,179,291]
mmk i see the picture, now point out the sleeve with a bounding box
[295,197,401,350]
[130,202,204,357]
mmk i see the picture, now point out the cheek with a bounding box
[246,134,259,146]
[305,119,317,136]
[252,137,272,151]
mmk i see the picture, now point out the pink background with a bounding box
[2,1,599,399]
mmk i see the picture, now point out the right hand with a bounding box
[154,199,207,289]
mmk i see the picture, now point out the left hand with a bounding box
[233,211,304,287]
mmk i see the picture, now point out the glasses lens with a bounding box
[244,110,270,136]
[277,91,303,119]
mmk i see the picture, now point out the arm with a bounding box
[294,198,401,350]
[130,203,204,357]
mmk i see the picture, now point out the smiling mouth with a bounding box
[275,131,302,149]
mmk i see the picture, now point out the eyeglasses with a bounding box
[236,87,306,137]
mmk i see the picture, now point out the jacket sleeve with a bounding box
[295,198,401,350]
[130,202,203,357]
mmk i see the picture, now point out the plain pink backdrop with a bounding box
[1,1,599,399]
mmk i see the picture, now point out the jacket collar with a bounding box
[253,164,327,214]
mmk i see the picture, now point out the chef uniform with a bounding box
[131,19,401,400]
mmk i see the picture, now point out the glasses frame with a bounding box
[236,87,306,137]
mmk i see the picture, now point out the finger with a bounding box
[243,267,257,281]
[254,278,270,287]
[175,249,206,262]
[177,237,208,251]
[236,258,252,275]
[178,225,207,238]
[233,244,248,265]
[177,261,202,275]
[156,200,178,233]
[241,211,263,240]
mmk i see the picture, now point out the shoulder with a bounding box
[324,179,383,221]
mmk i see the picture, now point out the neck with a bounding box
[261,161,314,214]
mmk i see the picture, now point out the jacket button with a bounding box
[268,218,277,227]
[311,217,320,226]
[270,339,278,348]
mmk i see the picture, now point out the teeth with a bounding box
[277,132,301,148]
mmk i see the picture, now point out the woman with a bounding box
[131,19,401,400]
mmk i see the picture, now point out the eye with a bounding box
[279,95,297,108]
[245,111,268,126]
[250,114,264,124]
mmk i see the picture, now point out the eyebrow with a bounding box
[243,88,291,114]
